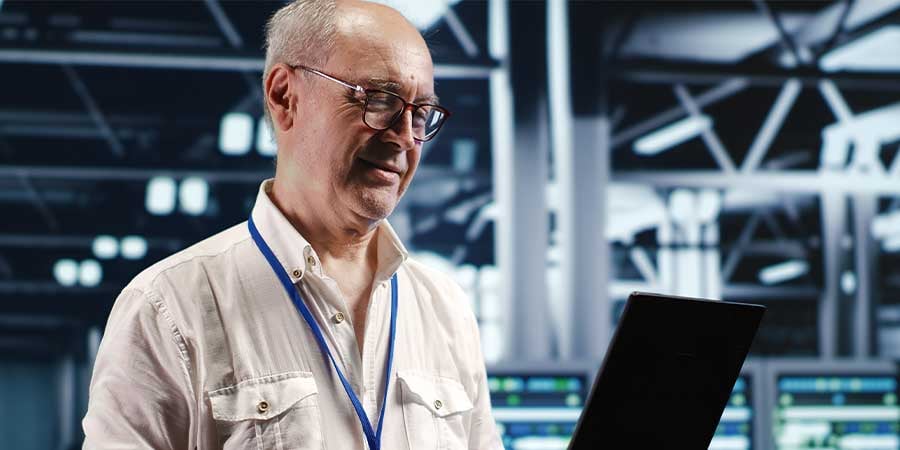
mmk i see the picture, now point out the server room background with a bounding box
[1,1,899,449]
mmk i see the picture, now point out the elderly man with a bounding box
[82,1,502,449]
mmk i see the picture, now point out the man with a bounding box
[82,1,503,448]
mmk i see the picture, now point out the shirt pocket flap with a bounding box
[208,371,318,422]
[397,371,474,418]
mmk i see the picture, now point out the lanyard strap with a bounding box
[248,217,398,450]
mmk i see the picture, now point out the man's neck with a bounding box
[270,177,381,356]
[269,178,378,272]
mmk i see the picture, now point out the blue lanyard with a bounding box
[248,217,397,450]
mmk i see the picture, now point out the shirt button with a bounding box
[257,400,269,414]
[333,312,345,324]
[291,269,301,278]
[434,399,443,410]
[307,255,316,266]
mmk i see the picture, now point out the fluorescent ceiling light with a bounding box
[452,138,478,171]
[634,115,712,155]
[872,211,900,238]
[668,188,696,224]
[120,236,148,260]
[179,177,208,216]
[219,112,253,155]
[696,190,721,223]
[53,259,78,287]
[369,0,462,30]
[759,259,808,285]
[621,12,809,64]
[256,118,276,157]
[92,235,118,259]
[146,176,176,215]
[840,271,857,295]
[884,234,900,253]
[79,259,103,287]
[606,184,666,243]
[820,26,900,72]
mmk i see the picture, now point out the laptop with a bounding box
[568,292,765,450]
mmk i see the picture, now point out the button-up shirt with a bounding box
[82,179,503,450]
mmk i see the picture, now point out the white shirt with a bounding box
[82,179,503,450]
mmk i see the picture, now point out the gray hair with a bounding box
[262,0,339,128]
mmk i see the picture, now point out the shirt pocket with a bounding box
[208,371,324,450]
[397,371,474,450]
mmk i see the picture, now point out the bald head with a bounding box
[264,0,439,231]
[262,0,430,128]
[336,0,425,44]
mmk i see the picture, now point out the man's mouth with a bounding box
[358,157,403,182]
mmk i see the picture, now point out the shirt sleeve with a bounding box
[82,288,195,449]
[468,363,505,450]
[460,302,505,450]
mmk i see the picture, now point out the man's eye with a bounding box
[413,109,428,127]
[367,91,394,102]
[369,99,392,111]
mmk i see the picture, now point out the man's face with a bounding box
[288,4,435,223]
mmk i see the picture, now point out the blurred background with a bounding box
[1,0,899,449]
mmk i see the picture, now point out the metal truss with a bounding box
[610,2,900,360]
[0,48,497,78]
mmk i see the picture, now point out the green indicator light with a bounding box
[507,394,521,406]
[815,378,827,391]
[828,378,841,391]
[779,393,793,407]
[555,378,568,391]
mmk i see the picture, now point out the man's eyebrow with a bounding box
[418,93,440,104]
[366,77,402,92]
[365,77,440,104]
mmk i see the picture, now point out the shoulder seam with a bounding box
[141,234,252,289]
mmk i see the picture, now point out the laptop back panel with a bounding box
[568,292,765,450]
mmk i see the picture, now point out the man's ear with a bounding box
[265,64,295,131]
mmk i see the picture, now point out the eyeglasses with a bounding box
[290,64,451,142]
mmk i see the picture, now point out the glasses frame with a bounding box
[289,64,451,142]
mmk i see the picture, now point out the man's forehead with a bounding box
[362,76,438,103]
[329,2,436,100]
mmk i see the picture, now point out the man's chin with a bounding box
[349,190,399,222]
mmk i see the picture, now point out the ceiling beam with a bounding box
[0,48,498,78]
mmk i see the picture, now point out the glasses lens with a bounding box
[414,106,446,141]
[363,90,448,141]
[364,91,404,129]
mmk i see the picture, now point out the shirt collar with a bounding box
[249,179,408,283]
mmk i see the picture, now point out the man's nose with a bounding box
[381,106,417,151]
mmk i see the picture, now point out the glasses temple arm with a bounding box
[304,67,364,93]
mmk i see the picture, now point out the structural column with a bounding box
[500,0,552,360]
[820,189,847,358]
[566,0,611,361]
[852,194,878,357]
